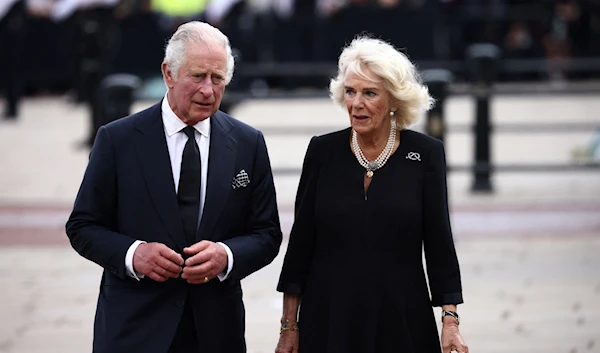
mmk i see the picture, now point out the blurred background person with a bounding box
[205,0,258,91]
[0,0,28,119]
[259,0,323,89]
[110,0,166,78]
[460,0,506,46]
[542,0,596,82]
[49,0,121,146]
[503,21,540,59]
[151,0,209,35]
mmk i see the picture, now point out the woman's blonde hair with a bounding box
[329,36,434,129]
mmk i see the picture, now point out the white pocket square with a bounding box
[232,169,250,189]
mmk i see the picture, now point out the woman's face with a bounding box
[343,65,393,138]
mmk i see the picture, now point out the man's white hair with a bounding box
[163,21,235,84]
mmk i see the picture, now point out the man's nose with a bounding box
[198,78,213,96]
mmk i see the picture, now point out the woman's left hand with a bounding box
[441,322,468,353]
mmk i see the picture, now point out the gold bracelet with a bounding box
[280,321,299,334]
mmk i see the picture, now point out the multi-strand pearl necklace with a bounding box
[352,118,397,178]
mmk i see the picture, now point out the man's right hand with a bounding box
[133,243,184,282]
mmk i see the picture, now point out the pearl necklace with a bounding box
[352,118,397,178]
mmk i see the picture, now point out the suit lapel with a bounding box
[134,103,186,250]
[198,112,236,241]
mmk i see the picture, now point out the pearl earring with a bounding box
[390,111,395,117]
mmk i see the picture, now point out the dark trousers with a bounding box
[169,298,199,353]
[0,0,27,119]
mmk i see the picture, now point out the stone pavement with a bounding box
[1,94,600,353]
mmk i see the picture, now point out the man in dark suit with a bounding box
[66,21,282,353]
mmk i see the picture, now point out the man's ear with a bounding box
[161,62,175,89]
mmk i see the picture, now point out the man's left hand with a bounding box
[181,241,228,284]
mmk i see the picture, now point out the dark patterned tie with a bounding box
[177,126,201,246]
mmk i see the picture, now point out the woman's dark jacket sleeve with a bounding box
[277,136,321,295]
[423,140,463,306]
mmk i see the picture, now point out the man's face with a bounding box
[162,42,227,125]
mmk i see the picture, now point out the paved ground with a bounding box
[1,94,600,353]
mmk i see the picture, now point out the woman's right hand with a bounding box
[275,331,299,353]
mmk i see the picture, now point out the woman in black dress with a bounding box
[275,36,469,353]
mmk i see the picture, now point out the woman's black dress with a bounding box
[277,128,463,353]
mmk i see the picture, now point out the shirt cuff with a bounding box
[216,242,234,281]
[125,240,146,281]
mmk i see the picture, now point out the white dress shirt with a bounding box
[124,96,234,281]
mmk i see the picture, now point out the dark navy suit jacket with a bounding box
[66,102,282,353]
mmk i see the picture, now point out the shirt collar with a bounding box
[161,94,211,138]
